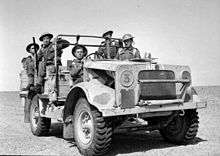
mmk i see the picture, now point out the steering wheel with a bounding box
[85,52,104,60]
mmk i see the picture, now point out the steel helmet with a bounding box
[122,34,134,41]
[72,45,88,58]
[39,32,53,41]
[102,30,113,37]
[26,43,40,52]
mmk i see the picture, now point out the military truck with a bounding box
[19,34,207,156]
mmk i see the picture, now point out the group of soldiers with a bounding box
[97,30,141,60]
[21,31,141,92]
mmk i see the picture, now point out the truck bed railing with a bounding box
[57,34,121,41]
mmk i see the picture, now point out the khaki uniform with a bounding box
[37,42,63,84]
[97,40,118,59]
[69,59,83,86]
[116,46,141,61]
[23,55,35,86]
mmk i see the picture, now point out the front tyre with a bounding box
[73,97,112,156]
[160,109,199,144]
[30,95,51,136]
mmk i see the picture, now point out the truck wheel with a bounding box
[160,109,199,144]
[30,95,51,136]
[73,97,112,156]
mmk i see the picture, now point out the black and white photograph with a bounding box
[0,0,220,155]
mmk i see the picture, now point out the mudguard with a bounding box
[63,79,115,121]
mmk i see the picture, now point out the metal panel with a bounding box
[121,89,135,109]
[115,64,150,108]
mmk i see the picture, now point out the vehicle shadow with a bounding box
[48,122,207,155]
[49,122,63,138]
[107,131,206,156]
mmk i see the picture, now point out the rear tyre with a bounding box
[73,97,112,156]
[160,109,199,144]
[30,95,51,136]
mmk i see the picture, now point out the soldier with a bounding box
[21,57,27,69]
[22,43,40,90]
[116,34,141,60]
[69,45,87,87]
[35,32,69,92]
[97,30,119,59]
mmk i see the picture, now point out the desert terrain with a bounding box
[0,86,219,155]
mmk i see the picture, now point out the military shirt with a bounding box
[37,42,63,65]
[25,55,35,76]
[97,40,119,59]
[116,46,141,61]
[70,59,83,80]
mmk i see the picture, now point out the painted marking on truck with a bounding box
[93,93,111,105]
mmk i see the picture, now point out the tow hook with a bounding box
[179,110,185,116]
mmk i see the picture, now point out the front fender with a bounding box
[64,79,115,120]
[63,79,115,139]
[75,79,115,109]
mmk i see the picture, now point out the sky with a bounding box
[0,0,220,91]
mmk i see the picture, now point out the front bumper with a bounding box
[101,96,207,117]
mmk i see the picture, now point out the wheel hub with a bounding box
[77,111,94,145]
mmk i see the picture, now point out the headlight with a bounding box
[182,71,191,81]
[120,70,134,87]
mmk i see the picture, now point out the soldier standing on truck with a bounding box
[97,30,119,59]
[35,32,69,92]
[116,34,141,60]
[21,43,40,91]
[69,45,87,87]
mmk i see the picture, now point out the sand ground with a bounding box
[0,86,219,155]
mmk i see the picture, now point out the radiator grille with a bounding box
[138,70,176,100]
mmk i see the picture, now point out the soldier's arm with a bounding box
[96,42,106,59]
[21,57,27,69]
[37,49,43,61]
[26,57,35,76]
[134,48,141,59]
[47,46,61,60]
[47,50,55,60]
[115,48,123,60]
[57,49,63,57]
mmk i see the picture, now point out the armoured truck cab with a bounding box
[19,34,207,156]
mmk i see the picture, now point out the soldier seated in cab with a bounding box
[116,34,141,60]
[96,30,121,59]
[69,45,87,87]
